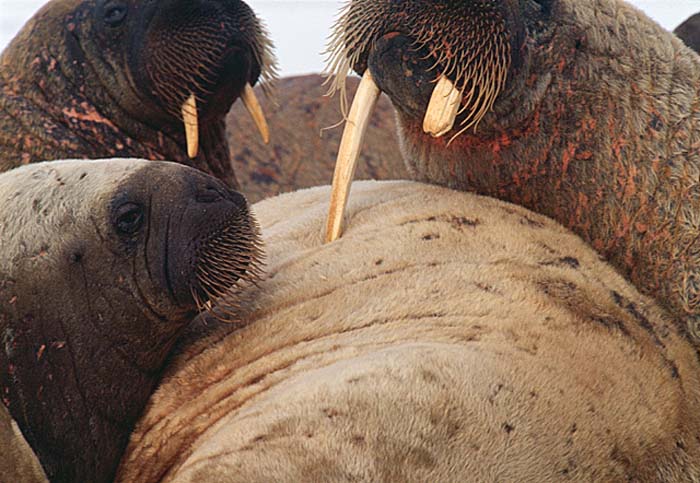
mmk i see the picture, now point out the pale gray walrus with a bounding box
[0,159,261,482]
[323,0,700,339]
[116,181,700,482]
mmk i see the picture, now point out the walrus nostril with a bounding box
[196,186,225,203]
[226,189,248,208]
[194,184,248,207]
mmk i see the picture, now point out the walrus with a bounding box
[116,181,700,481]
[0,159,261,482]
[323,0,700,337]
[0,404,46,482]
[0,0,275,187]
[676,12,700,53]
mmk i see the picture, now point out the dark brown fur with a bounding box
[0,160,260,483]
[328,0,700,339]
[0,0,275,187]
[676,12,700,53]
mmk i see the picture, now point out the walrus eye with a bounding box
[115,202,144,235]
[104,1,128,27]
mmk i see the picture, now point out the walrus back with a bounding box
[118,181,700,482]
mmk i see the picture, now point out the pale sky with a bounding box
[1,0,698,75]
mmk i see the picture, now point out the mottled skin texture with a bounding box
[0,0,273,187]
[676,13,700,54]
[0,160,258,483]
[336,0,700,337]
[118,182,700,482]
[227,75,405,202]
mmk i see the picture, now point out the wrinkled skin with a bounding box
[0,0,275,187]
[0,160,260,483]
[118,181,700,482]
[330,0,700,338]
[676,12,700,53]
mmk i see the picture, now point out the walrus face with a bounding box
[93,0,273,130]
[0,159,261,482]
[323,0,547,240]
[86,0,274,156]
[326,0,545,141]
[0,0,276,185]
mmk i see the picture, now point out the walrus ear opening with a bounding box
[102,0,128,28]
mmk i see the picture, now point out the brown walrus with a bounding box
[117,181,700,482]
[0,0,275,187]
[324,0,700,337]
[0,159,261,482]
[676,12,700,53]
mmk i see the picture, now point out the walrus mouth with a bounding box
[323,0,514,241]
[137,0,277,157]
[191,205,264,321]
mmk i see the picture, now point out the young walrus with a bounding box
[676,12,700,53]
[117,181,700,482]
[0,159,261,482]
[0,0,275,187]
[324,0,700,339]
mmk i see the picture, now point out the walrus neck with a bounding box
[0,306,187,482]
[399,0,700,337]
[0,35,238,187]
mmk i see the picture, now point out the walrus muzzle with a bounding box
[323,0,528,240]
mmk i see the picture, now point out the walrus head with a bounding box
[0,0,276,186]
[324,0,700,338]
[326,0,529,140]
[0,159,262,482]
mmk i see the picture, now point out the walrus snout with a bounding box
[163,171,262,312]
[134,0,274,119]
[325,0,548,145]
[367,34,436,119]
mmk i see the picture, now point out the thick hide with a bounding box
[118,181,700,482]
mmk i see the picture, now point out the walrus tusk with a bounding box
[325,70,381,243]
[423,75,462,138]
[241,83,270,144]
[181,93,199,158]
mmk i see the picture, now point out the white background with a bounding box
[1,0,699,76]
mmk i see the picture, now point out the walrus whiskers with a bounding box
[324,0,511,138]
[193,210,264,322]
[323,0,512,240]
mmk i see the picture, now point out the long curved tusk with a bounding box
[181,93,199,158]
[423,75,462,138]
[241,83,270,144]
[325,70,381,243]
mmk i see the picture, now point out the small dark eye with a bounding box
[115,202,144,235]
[104,2,127,27]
